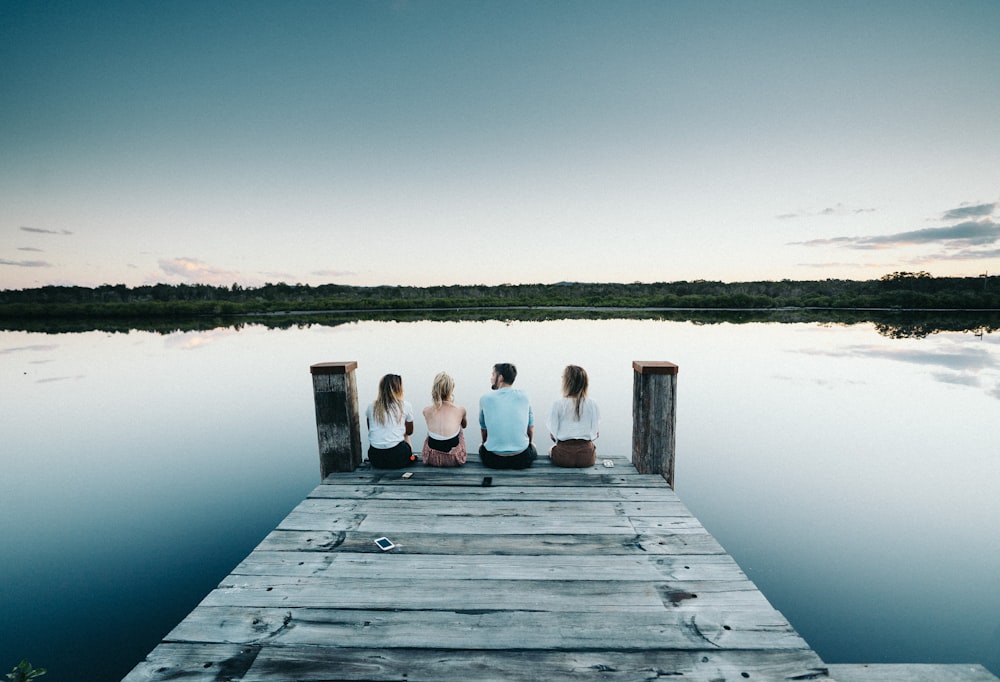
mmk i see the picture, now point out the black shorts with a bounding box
[368,441,414,469]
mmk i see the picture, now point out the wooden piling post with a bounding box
[632,360,678,488]
[310,361,362,478]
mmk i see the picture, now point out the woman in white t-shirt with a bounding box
[547,365,600,467]
[365,373,415,469]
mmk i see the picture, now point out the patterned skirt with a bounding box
[421,430,468,467]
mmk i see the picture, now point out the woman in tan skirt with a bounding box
[547,365,600,467]
[421,372,468,466]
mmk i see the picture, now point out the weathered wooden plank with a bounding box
[277,510,651,534]
[133,647,1000,682]
[229,551,747,582]
[277,496,708,534]
[120,643,260,682]
[315,474,670,488]
[238,646,834,681]
[324,456,634,473]
[628,515,716,533]
[828,664,999,681]
[294,488,691,518]
[165,605,811,650]
[199,577,772,612]
[318,467,669,488]
[252,529,728,555]
[308,482,682,502]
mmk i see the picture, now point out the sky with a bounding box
[2,0,999,290]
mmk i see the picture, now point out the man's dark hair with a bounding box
[494,363,517,384]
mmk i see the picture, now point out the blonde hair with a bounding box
[562,365,589,419]
[431,371,455,407]
[372,374,404,424]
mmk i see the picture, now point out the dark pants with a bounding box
[479,443,538,470]
[368,441,414,469]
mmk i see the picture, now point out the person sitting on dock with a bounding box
[546,364,600,467]
[365,373,416,469]
[478,362,537,469]
[421,371,468,467]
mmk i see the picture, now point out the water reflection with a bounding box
[2,317,998,680]
[799,341,1000,399]
[4,307,1000,337]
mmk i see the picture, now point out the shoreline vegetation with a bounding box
[2,271,999,338]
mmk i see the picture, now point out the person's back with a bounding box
[423,401,466,439]
[479,387,531,454]
[548,395,599,441]
[546,365,599,468]
[478,363,537,470]
[366,373,415,469]
[422,371,468,467]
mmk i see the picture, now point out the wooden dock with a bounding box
[120,456,999,681]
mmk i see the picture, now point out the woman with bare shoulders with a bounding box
[421,372,468,467]
[547,365,600,467]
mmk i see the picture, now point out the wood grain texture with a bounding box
[122,455,997,681]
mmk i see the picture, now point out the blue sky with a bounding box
[2,0,999,289]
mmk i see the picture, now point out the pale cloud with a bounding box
[258,271,299,282]
[818,204,877,217]
[777,203,877,220]
[907,247,1000,263]
[157,257,246,286]
[311,269,358,278]
[796,261,891,270]
[19,226,73,235]
[791,201,1000,267]
[792,220,1000,251]
[863,221,999,247]
[18,247,44,252]
[1,258,52,268]
[941,202,997,221]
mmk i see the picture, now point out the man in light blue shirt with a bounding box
[478,362,537,469]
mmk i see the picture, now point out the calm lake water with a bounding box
[2,314,999,680]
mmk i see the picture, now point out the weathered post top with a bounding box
[632,360,679,376]
[310,361,358,375]
[311,361,362,478]
[632,360,678,488]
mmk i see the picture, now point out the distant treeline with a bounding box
[1,271,998,320]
